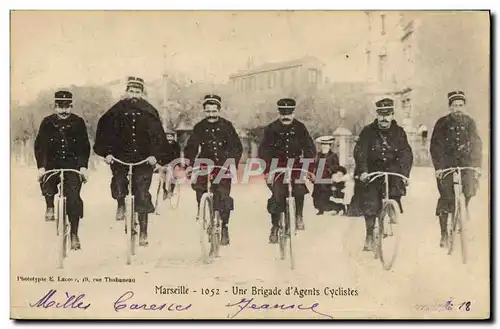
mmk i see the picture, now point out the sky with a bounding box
[11,11,373,105]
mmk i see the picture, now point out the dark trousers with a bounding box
[193,181,233,226]
[435,171,478,216]
[267,182,306,226]
[41,171,83,219]
[110,163,154,214]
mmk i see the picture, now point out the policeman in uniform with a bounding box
[430,90,482,247]
[184,94,243,246]
[34,90,91,250]
[312,136,340,215]
[93,76,168,246]
[161,130,181,199]
[258,98,316,243]
[354,98,413,251]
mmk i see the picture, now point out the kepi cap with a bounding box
[375,98,394,115]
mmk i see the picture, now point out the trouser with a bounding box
[193,181,233,226]
[267,182,307,227]
[435,171,478,216]
[41,171,83,235]
[438,196,472,235]
[41,171,83,219]
[110,163,154,214]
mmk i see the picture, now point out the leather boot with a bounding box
[45,207,55,221]
[295,214,305,230]
[439,214,449,248]
[69,216,81,250]
[220,225,230,246]
[116,202,125,221]
[363,216,375,251]
[363,235,374,251]
[138,214,148,247]
[269,214,280,244]
[269,225,279,244]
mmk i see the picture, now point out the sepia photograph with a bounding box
[10,10,490,320]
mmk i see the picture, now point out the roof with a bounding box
[229,56,324,79]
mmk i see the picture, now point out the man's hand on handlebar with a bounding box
[359,172,369,183]
[79,167,88,183]
[37,168,46,182]
[435,169,444,180]
[146,156,157,166]
[474,167,482,179]
[105,154,114,165]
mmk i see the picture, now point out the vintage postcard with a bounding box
[10,10,491,320]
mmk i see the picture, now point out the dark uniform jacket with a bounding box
[430,112,482,214]
[184,117,243,177]
[430,113,482,170]
[164,140,181,165]
[93,98,167,164]
[258,119,317,181]
[34,113,90,170]
[353,119,413,199]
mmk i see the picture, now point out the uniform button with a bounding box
[132,133,135,136]
[133,139,136,142]
[61,139,64,142]
[212,129,215,132]
[213,147,217,150]
[383,158,387,161]
[134,149,137,152]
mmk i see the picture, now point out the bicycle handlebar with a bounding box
[356,171,409,184]
[110,156,150,166]
[440,167,481,180]
[268,167,316,184]
[41,168,85,184]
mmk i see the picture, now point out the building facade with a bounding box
[228,56,325,96]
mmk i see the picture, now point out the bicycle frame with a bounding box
[41,168,84,268]
[109,156,150,265]
[364,171,409,203]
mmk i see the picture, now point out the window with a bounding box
[268,72,276,89]
[380,13,386,35]
[280,70,285,87]
[308,69,319,84]
[378,54,387,82]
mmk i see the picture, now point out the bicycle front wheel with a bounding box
[287,198,296,270]
[377,200,400,271]
[211,211,221,258]
[457,194,468,264]
[126,196,135,265]
[199,195,213,263]
[278,210,286,260]
[169,180,180,209]
[56,197,67,269]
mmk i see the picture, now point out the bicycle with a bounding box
[109,156,151,265]
[153,164,181,214]
[41,168,85,269]
[189,165,231,264]
[359,171,409,271]
[268,167,315,270]
[439,167,481,264]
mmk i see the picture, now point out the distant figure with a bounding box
[418,124,428,145]
[312,136,339,215]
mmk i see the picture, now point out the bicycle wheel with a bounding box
[56,196,67,269]
[169,179,180,209]
[278,211,286,260]
[377,200,400,270]
[55,195,60,236]
[286,198,296,270]
[457,194,468,264]
[126,195,135,265]
[211,210,221,258]
[199,194,213,263]
[447,201,460,256]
